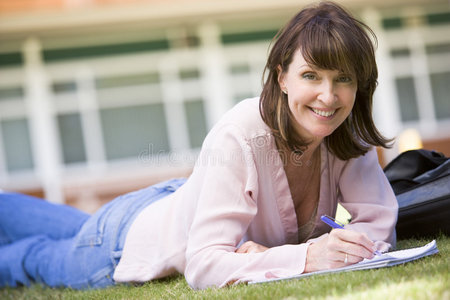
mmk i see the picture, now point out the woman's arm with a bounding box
[338,148,398,250]
[183,123,309,289]
[300,148,398,273]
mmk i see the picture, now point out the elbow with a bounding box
[382,202,398,249]
[184,267,208,290]
[184,253,222,290]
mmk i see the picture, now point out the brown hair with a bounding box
[259,1,392,160]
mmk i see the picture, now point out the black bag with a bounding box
[384,149,450,239]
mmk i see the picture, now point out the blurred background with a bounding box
[0,0,449,213]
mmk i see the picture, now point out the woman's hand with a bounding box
[235,241,269,254]
[304,229,376,273]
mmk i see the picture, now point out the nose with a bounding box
[317,80,337,105]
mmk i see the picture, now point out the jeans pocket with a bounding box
[67,265,115,290]
[88,266,116,289]
[74,201,115,248]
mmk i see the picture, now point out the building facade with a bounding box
[0,0,449,211]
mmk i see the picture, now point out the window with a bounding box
[52,81,77,94]
[221,29,277,45]
[0,52,22,67]
[230,64,256,103]
[96,73,159,89]
[1,118,34,172]
[0,86,24,100]
[184,100,208,148]
[395,77,419,122]
[57,113,87,164]
[43,39,170,62]
[430,72,450,119]
[100,104,170,160]
[385,9,450,128]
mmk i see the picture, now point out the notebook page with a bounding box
[251,240,438,284]
[384,240,438,259]
[353,240,438,268]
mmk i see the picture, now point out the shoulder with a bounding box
[325,146,380,178]
[208,97,272,142]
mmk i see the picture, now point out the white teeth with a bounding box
[312,108,336,117]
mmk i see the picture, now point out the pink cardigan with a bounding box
[113,97,398,289]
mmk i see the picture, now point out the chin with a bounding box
[311,128,336,139]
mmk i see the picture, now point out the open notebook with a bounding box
[252,240,439,284]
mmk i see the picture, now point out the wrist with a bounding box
[304,242,318,273]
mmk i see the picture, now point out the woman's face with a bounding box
[278,49,357,142]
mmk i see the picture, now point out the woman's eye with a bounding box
[337,75,352,83]
[302,73,317,80]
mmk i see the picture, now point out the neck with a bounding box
[285,142,320,168]
[298,139,322,161]
[275,136,323,166]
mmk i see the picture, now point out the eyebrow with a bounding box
[297,64,354,75]
[297,64,313,71]
[296,64,321,73]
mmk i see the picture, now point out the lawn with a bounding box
[1,234,448,300]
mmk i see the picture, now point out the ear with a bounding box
[277,65,286,92]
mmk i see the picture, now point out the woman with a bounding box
[0,1,397,290]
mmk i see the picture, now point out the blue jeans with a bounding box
[0,178,186,289]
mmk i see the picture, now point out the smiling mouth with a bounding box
[311,108,336,117]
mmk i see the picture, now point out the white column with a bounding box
[76,66,107,172]
[158,56,190,151]
[407,26,437,134]
[0,122,7,184]
[23,37,64,203]
[249,51,266,97]
[362,8,403,161]
[197,22,232,129]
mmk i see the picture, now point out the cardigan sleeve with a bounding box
[184,123,308,289]
[338,147,398,251]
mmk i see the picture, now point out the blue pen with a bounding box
[320,215,382,255]
[320,215,345,229]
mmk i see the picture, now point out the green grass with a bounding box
[1,235,449,300]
